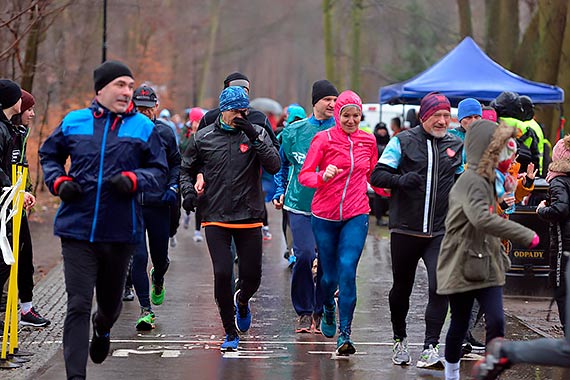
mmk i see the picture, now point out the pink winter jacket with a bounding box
[299,91,378,221]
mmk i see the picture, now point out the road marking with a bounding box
[31,339,429,346]
[112,349,181,358]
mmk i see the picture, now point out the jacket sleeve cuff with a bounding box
[122,171,137,192]
[54,176,73,195]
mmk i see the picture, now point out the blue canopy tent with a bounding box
[379,37,564,106]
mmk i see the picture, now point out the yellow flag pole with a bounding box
[0,164,27,359]
[9,165,26,354]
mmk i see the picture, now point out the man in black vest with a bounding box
[371,92,463,369]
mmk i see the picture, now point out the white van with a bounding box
[362,103,459,135]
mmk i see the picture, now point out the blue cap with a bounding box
[458,98,482,121]
[219,86,249,112]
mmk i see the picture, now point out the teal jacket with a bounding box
[273,115,335,214]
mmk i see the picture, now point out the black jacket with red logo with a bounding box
[180,117,280,223]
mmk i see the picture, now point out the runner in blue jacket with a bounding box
[39,61,168,380]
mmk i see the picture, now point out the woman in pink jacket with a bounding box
[299,90,378,355]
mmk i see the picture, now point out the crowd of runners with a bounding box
[0,59,569,380]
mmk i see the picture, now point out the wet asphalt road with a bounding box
[14,208,570,379]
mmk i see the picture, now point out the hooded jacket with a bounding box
[40,100,168,244]
[273,115,336,214]
[437,120,536,295]
[298,91,378,221]
[180,116,280,223]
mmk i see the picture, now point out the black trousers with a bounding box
[61,238,134,380]
[389,232,448,349]
[0,213,35,307]
[204,225,262,335]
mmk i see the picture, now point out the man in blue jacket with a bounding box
[40,61,168,380]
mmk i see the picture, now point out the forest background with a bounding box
[1,0,569,191]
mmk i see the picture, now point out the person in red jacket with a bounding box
[299,90,378,356]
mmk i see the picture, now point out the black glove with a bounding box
[233,117,259,142]
[59,181,82,203]
[182,195,196,213]
[397,172,423,190]
[109,172,136,194]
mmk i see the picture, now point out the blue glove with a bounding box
[162,185,178,205]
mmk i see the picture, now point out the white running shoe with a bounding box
[416,344,444,369]
[193,231,204,242]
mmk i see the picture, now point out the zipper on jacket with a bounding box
[90,114,111,242]
[428,139,439,235]
[339,135,355,220]
[423,139,434,233]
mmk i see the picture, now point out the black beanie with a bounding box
[223,72,250,89]
[0,79,22,110]
[312,80,338,106]
[93,60,133,93]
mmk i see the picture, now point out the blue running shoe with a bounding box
[321,303,336,338]
[221,333,240,352]
[234,289,251,333]
[336,333,356,356]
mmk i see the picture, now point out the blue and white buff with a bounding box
[219,86,249,112]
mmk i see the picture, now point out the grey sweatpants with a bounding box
[502,258,570,366]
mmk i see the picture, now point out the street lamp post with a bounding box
[102,0,107,62]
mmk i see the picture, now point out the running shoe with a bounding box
[392,338,411,365]
[466,332,486,351]
[135,308,155,331]
[295,314,312,333]
[321,303,336,338]
[262,226,272,241]
[417,344,444,369]
[193,230,204,243]
[471,338,511,380]
[150,268,165,305]
[234,289,251,333]
[312,313,322,334]
[221,333,240,352]
[122,286,135,302]
[89,314,110,364]
[336,333,356,356]
[20,307,50,327]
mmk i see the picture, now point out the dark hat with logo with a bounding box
[0,79,22,110]
[132,85,158,108]
[93,60,133,93]
[311,80,338,106]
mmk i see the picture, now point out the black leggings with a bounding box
[389,232,448,349]
[204,225,262,335]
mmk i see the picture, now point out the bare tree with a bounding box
[457,0,473,39]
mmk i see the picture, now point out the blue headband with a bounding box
[219,86,249,112]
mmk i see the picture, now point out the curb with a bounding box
[1,262,66,379]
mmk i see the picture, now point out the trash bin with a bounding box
[504,179,552,297]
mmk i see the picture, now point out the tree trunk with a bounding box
[21,3,43,92]
[533,0,567,142]
[457,0,473,39]
[486,0,519,68]
[511,9,539,78]
[555,2,570,141]
[350,0,363,92]
[197,0,223,105]
[485,0,501,60]
[322,0,335,85]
